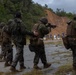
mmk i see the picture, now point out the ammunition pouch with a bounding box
[37,38,43,45]
[68,37,76,46]
[62,36,70,49]
[30,37,38,46]
[29,37,44,52]
[29,44,35,52]
[30,37,43,46]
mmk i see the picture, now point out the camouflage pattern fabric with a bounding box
[8,18,34,68]
[1,25,13,63]
[30,22,50,66]
[66,19,76,68]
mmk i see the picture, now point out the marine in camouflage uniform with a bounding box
[9,11,37,71]
[66,16,76,70]
[1,23,13,66]
[0,22,5,45]
[0,22,6,61]
[29,17,52,69]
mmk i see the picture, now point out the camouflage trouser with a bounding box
[1,44,6,59]
[68,39,76,67]
[1,43,13,63]
[33,44,47,65]
[71,45,76,67]
[5,44,13,63]
[11,43,24,68]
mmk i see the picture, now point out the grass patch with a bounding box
[55,41,63,46]
[54,63,73,75]
[51,61,61,64]
[44,40,63,46]
[0,72,17,75]
[63,54,72,58]
[23,69,43,75]
[5,72,18,75]
[44,41,56,45]
[0,72,4,75]
[51,51,71,56]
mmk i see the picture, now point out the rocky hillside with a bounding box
[45,10,69,37]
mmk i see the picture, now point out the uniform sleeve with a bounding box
[1,27,4,38]
[7,19,14,35]
[21,23,35,36]
[73,21,76,29]
[38,24,49,35]
[25,30,34,36]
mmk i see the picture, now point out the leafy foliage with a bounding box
[55,8,75,19]
[0,0,75,30]
[0,0,46,30]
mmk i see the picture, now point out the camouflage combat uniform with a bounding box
[0,22,6,60]
[29,17,51,69]
[9,12,35,71]
[1,25,13,66]
[66,17,76,70]
[0,22,5,46]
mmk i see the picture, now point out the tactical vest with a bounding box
[12,19,21,35]
[32,23,49,38]
[1,26,11,44]
[10,19,26,45]
[66,20,76,37]
[66,20,76,46]
[32,23,39,33]
[32,23,43,38]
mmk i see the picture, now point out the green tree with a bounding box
[45,4,48,8]
[55,8,74,19]
[0,0,46,30]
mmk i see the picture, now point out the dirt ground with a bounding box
[0,40,74,75]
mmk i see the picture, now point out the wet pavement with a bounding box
[0,40,73,75]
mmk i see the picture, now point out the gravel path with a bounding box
[0,40,72,75]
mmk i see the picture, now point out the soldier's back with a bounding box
[0,22,5,44]
[67,20,76,37]
[2,25,11,44]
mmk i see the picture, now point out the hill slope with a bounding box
[46,10,69,36]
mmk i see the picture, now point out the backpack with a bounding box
[12,19,21,35]
[64,20,76,47]
[67,21,76,36]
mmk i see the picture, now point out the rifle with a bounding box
[46,23,57,28]
[67,21,72,25]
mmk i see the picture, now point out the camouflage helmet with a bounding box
[7,19,13,25]
[0,22,5,28]
[15,11,22,18]
[40,17,48,24]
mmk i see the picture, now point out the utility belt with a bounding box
[38,38,43,40]
[30,37,43,41]
[30,37,43,45]
[62,35,76,49]
[67,35,76,38]
[67,36,76,47]
[68,38,76,41]
[67,35,76,40]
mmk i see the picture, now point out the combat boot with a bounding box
[20,66,26,70]
[4,62,11,67]
[73,66,76,70]
[0,56,5,62]
[33,64,41,70]
[10,66,19,72]
[0,58,4,62]
[44,63,51,68]
[9,61,12,65]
